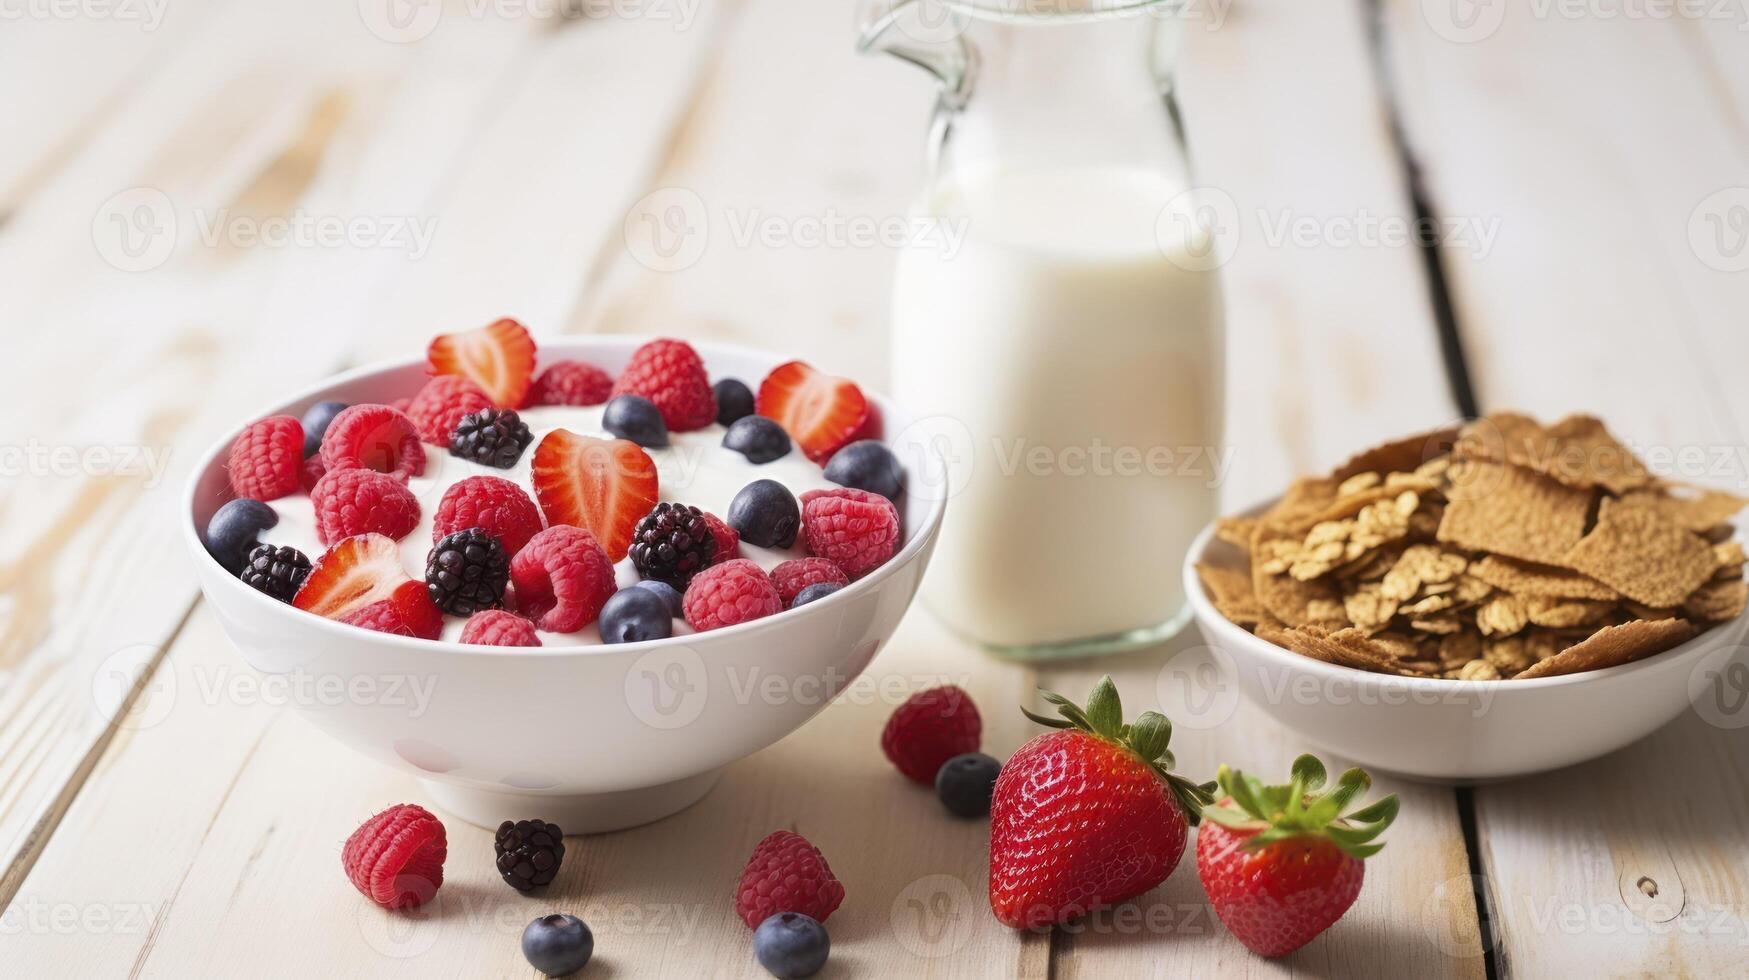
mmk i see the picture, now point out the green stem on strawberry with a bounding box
[1200,754,1399,859]
[1021,675,1218,824]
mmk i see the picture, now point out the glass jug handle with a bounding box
[856,0,977,109]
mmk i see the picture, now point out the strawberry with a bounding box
[340,581,446,640]
[292,533,414,621]
[426,317,537,409]
[988,676,1214,929]
[529,429,659,562]
[1196,755,1398,958]
[755,361,868,463]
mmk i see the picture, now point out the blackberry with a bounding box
[496,819,566,891]
[629,502,717,588]
[425,527,510,616]
[239,544,312,602]
[450,408,532,468]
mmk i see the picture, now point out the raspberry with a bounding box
[510,526,617,632]
[312,467,421,545]
[406,375,494,448]
[320,404,427,481]
[227,416,304,500]
[528,360,613,407]
[683,559,782,632]
[880,685,982,785]
[609,339,716,432]
[342,803,448,909]
[433,476,544,557]
[769,558,849,606]
[300,454,327,493]
[702,511,739,565]
[459,609,541,647]
[735,830,845,929]
[800,488,900,580]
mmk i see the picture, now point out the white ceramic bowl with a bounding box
[184,337,945,831]
[1183,505,1748,781]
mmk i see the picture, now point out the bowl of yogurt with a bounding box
[183,335,946,831]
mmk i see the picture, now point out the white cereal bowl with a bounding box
[1183,505,1748,782]
[184,336,946,831]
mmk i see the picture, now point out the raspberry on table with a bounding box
[450,408,533,469]
[735,830,845,929]
[609,338,716,431]
[319,404,427,481]
[240,544,312,602]
[342,803,448,910]
[800,488,900,580]
[227,416,304,500]
[702,511,739,565]
[683,559,782,632]
[459,609,541,647]
[880,685,982,785]
[509,525,617,633]
[769,558,849,607]
[312,467,421,545]
[629,502,717,588]
[426,527,510,616]
[406,375,494,448]
[528,360,614,407]
[433,475,544,558]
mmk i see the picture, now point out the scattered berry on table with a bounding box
[311,466,421,545]
[822,439,904,501]
[935,752,1001,818]
[1196,755,1397,958]
[722,415,792,464]
[599,586,674,643]
[341,803,447,910]
[753,912,830,979]
[735,830,845,929]
[528,359,613,407]
[433,475,544,558]
[632,579,684,618]
[881,685,982,785]
[406,375,495,448]
[300,454,327,493]
[227,415,304,501]
[602,393,670,448]
[790,582,841,608]
[610,338,716,431]
[701,511,739,564]
[425,527,510,616]
[319,404,427,481]
[800,488,899,579]
[530,430,659,562]
[769,558,848,607]
[756,360,868,463]
[339,580,445,639]
[239,544,312,603]
[510,525,618,632]
[450,407,533,469]
[728,479,800,549]
[204,498,279,575]
[427,317,537,409]
[495,819,566,891]
[300,401,349,457]
[521,913,593,977]
[459,609,541,647]
[293,532,414,621]
[713,377,755,426]
[684,558,783,632]
[629,502,717,588]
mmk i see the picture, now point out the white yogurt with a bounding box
[268,405,835,644]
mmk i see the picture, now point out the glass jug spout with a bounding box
[856,0,976,108]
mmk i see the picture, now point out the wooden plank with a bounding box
[1380,4,1749,976]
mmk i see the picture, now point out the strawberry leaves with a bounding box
[1202,753,1399,860]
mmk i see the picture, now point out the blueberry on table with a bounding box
[204,498,279,575]
[728,479,800,549]
[521,913,593,977]
[722,415,792,464]
[600,587,674,644]
[239,544,312,603]
[603,394,670,448]
[753,912,829,979]
[935,752,1001,818]
[823,439,904,501]
[632,579,684,618]
[299,400,348,458]
[790,582,841,608]
[713,378,755,426]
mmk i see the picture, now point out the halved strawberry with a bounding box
[293,533,413,620]
[756,361,868,464]
[530,429,659,562]
[426,317,537,409]
[341,581,445,640]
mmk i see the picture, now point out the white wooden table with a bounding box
[3,1,1747,976]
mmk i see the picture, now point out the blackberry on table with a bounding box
[496,819,566,891]
[629,502,718,588]
[425,527,510,616]
[239,544,312,602]
[450,408,533,468]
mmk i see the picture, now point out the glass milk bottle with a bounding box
[862,0,1226,658]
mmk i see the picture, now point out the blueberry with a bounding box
[632,579,684,619]
[204,498,279,575]
[714,378,755,426]
[299,400,348,458]
[791,582,841,608]
[823,439,904,500]
[935,752,1001,818]
[603,394,669,448]
[753,912,829,979]
[727,479,799,549]
[599,587,674,644]
[722,416,791,464]
[521,913,593,977]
